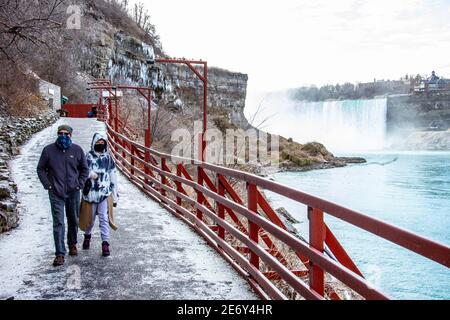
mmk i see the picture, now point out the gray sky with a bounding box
[133,0,450,121]
[142,0,450,91]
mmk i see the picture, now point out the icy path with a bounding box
[0,118,257,300]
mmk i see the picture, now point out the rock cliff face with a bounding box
[65,0,249,128]
[386,92,450,150]
[387,92,450,134]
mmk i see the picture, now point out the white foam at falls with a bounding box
[262,94,388,152]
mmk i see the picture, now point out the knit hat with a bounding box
[58,124,73,134]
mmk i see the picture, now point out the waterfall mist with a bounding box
[250,92,388,153]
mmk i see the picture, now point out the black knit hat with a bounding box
[58,124,73,134]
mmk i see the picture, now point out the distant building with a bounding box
[26,70,62,112]
[39,79,61,112]
[414,71,450,93]
[428,71,440,83]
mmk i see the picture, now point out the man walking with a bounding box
[37,125,90,267]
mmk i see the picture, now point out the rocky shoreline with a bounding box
[278,156,367,173]
[0,111,59,233]
[257,138,367,177]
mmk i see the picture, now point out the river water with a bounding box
[266,151,450,299]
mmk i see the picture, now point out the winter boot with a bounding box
[69,245,78,256]
[53,255,65,267]
[83,235,91,250]
[102,241,110,257]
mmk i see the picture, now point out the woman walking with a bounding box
[82,132,119,256]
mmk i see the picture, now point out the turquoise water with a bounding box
[266,152,450,299]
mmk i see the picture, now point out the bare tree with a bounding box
[131,1,155,35]
[151,103,176,148]
[120,0,128,9]
[0,0,66,63]
[247,99,277,130]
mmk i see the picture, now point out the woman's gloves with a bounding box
[84,172,98,196]
[89,171,99,180]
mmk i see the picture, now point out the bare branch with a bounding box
[0,0,66,62]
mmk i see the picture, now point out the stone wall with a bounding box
[0,112,59,233]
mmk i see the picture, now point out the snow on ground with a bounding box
[0,118,257,300]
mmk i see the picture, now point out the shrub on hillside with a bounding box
[90,0,163,54]
[0,63,46,116]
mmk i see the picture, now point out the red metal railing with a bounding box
[104,119,450,300]
[90,63,448,299]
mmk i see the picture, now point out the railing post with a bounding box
[130,145,135,176]
[114,89,119,153]
[247,182,259,269]
[217,174,225,240]
[114,88,119,133]
[309,206,325,296]
[108,98,113,127]
[147,89,152,146]
[114,112,119,155]
[144,129,151,185]
[161,158,167,199]
[121,141,126,166]
[197,167,204,221]
[108,96,118,154]
[176,164,183,215]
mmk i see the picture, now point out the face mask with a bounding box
[56,135,72,150]
[94,144,106,153]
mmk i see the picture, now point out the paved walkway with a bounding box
[0,118,257,300]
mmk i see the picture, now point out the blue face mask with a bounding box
[56,135,72,150]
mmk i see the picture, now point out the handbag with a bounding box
[79,199,93,232]
[79,196,118,232]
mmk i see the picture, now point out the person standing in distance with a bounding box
[37,124,90,267]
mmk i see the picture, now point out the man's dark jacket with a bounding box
[37,143,90,198]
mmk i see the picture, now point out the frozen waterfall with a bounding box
[259,94,388,152]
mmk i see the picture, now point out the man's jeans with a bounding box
[49,190,81,256]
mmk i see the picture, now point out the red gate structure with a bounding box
[62,104,95,118]
[89,62,450,300]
